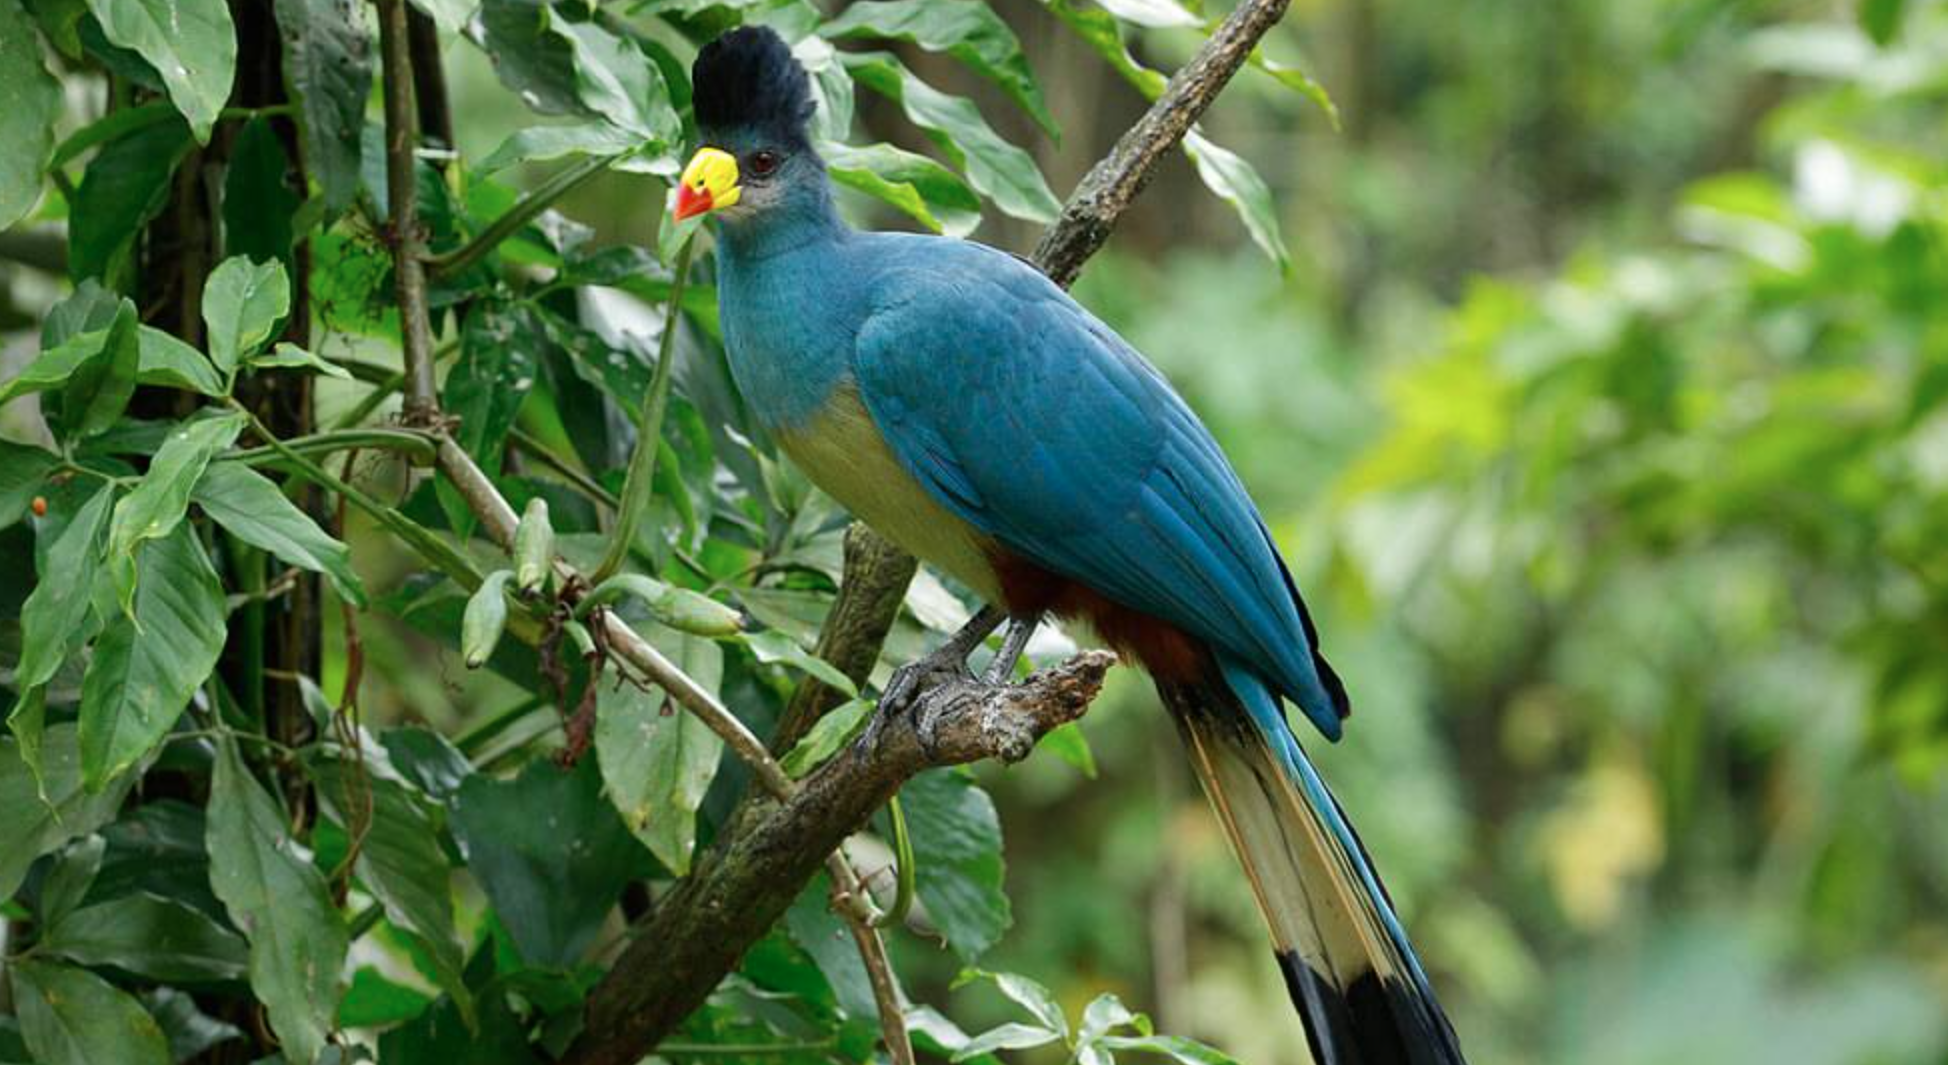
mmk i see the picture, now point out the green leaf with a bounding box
[0,290,140,437]
[6,687,47,799]
[785,873,881,1020]
[308,757,471,1023]
[1098,1034,1242,1064]
[780,698,873,778]
[223,117,299,265]
[85,0,235,143]
[841,52,1060,225]
[137,326,226,395]
[8,960,171,1065]
[248,341,353,378]
[824,140,982,236]
[1039,720,1096,777]
[407,0,471,35]
[0,440,56,529]
[78,524,228,790]
[0,0,62,228]
[208,736,349,1065]
[338,967,434,1028]
[380,727,472,800]
[478,123,640,175]
[67,115,192,281]
[194,460,367,606]
[472,0,597,120]
[15,482,113,690]
[449,755,648,968]
[950,1023,1062,1062]
[105,409,247,597]
[1079,992,1146,1041]
[822,0,1057,139]
[545,13,679,145]
[743,629,859,697]
[446,302,539,475]
[0,724,136,901]
[1861,0,1906,46]
[1092,0,1198,28]
[595,662,724,874]
[273,0,371,213]
[1044,0,1165,98]
[904,770,1010,960]
[1182,128,1289,272]
[145,987,245,1062]
[36,835,105,926]
[42,892,251,982]
[957,968,1066,1035]
[1249,53,1337,128]
[202,256,291,373]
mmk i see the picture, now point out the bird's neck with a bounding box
[716,180,847,263]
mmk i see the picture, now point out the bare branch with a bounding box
[374,0,439,418]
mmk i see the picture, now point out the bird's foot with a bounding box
[879,646,977,718]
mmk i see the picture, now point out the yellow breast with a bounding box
[776,384,1004,604]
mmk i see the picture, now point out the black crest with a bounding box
[692,26,817,142]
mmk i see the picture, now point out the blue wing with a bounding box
[847,238,1347,738]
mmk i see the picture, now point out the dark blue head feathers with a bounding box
[692,26,817,144]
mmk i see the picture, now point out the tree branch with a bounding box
[375,0,439,418]
[773,524,919,753]
[565,652,1115,1065]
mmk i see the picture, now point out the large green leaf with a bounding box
[85,0,235,143]
[1182,128,1289,272]
[824,140,982,237]
[78,524,227,790]
[0,725,136,900]
[545,13,679,146]
[35,835,104,927]
[207,737,348,1065]
[0,0,62,228]
[841,52,1060,225]
[822,0,1056,138]
[223,116,299,265]
[902,769,1010,960]
[449,755,647,968]
[0,440,57,529]
[784,873,881,1020]
[595,659,724,875]
[41,892,250,982]
[273,0,370,213]
[136,326,226,396]
[67,116,192,281]
[201,256,291,374]
[194,461,367,607]
[105,409,247,600]
[308,757,470,1022]
[144,987,245,1062]
[446,301,539,475]
[477,122,641,175]
[408,0,471,34]
[8,960,171,1065]
[1039,0,1165,99]
[0,287,140,439]
[15,482,113,691]
[472,0,596,120]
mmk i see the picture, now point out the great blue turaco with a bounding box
[673,25,1467,1064]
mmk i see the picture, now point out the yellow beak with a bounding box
[673,147,742,221]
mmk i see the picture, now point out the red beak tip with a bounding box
[673,185,711,221]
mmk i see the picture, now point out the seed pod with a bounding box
[513,497,554,595]
[577,573,743,638]
[30,496,47,517]
[462,570,513,669]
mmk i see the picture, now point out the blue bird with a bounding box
[677,27,1465,1064]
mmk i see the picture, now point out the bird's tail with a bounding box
[1156,657,1465,1065]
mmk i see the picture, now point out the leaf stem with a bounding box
[424,153,627,281]
[225,428,438,467]
[592,235,694,583]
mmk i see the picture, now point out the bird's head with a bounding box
[674,26,821,225]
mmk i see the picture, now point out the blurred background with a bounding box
[7,0,1947,1061]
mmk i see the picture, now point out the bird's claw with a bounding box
[879,650,975,718]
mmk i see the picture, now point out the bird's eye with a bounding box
[748,150,781,177]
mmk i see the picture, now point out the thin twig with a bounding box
[424,153,623,280]
[376,0,439,418]
[594,235,694,582]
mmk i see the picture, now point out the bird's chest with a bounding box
[716,253,859,431]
